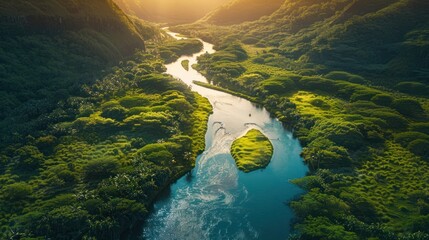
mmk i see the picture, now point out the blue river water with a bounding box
[141,31,308,240]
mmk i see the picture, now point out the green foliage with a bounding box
[2,182,32,201]
[395,82,429,96]
[410,123,429,135]
[14,145,44,170]
[307,120,364,150]
[291,189,350,220]
[83,157,120,182]
[370,94,394,106]
[101,106,128,121]
[118,95,151,108]
[0,43,212,239]
[407,139,429,159]
[301,138,352,170]
[230,129,273,172]
[296,216,359,240]
[159,39,203,63]
[392,98,424,117]
[325,71,367,84]
[394,132,429,147]
[256,75,297,95]
[186,12,429,237]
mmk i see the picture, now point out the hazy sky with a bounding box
[115,0,231,23]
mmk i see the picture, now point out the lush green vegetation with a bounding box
[159,38,203,63]
[191,20,429,238]
[0,50,212,238]
[230,129,273,172]
[0,1,213,238]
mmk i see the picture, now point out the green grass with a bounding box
[190,93,213,157]
[181,60,190,71]
[230,129,273,172]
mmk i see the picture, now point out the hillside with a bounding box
[0,0,159,146]
[113,0,230,24]
[0,1,213,238]
[238,0,429,83]
[177,0,429,238]
[200,0,284,25]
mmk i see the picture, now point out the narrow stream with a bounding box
[142,31,308,240]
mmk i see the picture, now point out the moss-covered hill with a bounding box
[231,129,273,172]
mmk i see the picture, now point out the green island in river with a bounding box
[231,129,273,172]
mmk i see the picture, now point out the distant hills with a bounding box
[188,0,429,84]
[0,0,147,56]
[113,0,230,24]
[238,0,429,83]
[200,0,284,25]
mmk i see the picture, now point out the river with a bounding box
[141,30,308,240]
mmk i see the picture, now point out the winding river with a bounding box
[142,31,308,240]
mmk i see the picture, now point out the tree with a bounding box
[2,182,32,201]
[297,216,359,240]
[14,145,44,170]
[392,99,424,117]
[83,157,120,181]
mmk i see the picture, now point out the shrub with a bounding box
[350,90,378,102]
[101,106,127,121]
[371,94,394,106]
[308,120,365,150]
[395,82,429,96]
[302,138,352,169]
[2,182,32,201]
[291,189,350,219]
[365,110,409,129]
[394,132,429,147]
[14,145,44,170]
[296,216,359,240]
[257,76,297,95]
[408,139,429,159]
[410,123,429,134]
[392,98,424,117]
[83,157,120,181]
[119,95,151,108]
[325,71,366,84]
[135,143,173,165]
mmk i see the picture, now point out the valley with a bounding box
[0,0,428,239]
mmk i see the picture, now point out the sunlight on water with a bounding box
[142,30,308,240]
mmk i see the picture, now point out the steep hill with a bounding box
[181,0,428,84]
[0,0,155,145]
[113,0,230,24]
[201,0,284,25]
[237,0,429,83]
